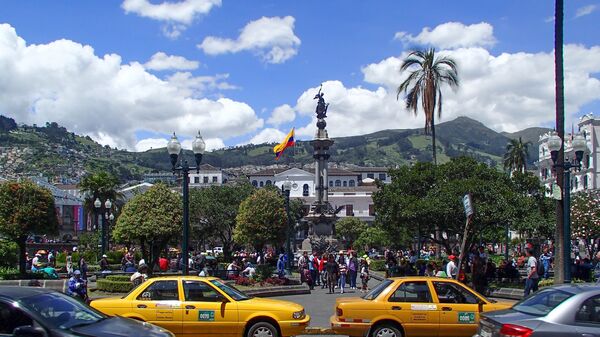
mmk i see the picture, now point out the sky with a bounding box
[0,1,599,152]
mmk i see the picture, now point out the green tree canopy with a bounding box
[78,171,121,215]
[0,180,58,274]
[335,217,368,249]
[503,137,531,173]
[234,188,286,252]
[112,183,182,272]
[189,182,254,259]
[354,227,391,253]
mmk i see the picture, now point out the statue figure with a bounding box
[314,85,329,119]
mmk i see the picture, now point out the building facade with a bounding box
[538,113,599,194]
[188,164,228,188]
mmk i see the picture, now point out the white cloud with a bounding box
[144,52,199,71]
[242,128,287,145]
[166,72,236,97]
[135,138,168,151]
[267,104,295,126]
[198,16,301,64]
[181,137,225,152]
[290,43,600,139]
[575,4,597,18]
[395,22,496,49]
[122,0,221,38]
[0,23,263,150]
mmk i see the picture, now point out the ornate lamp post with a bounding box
[547,131,586,283]
[104,199,114,252]
[282,178,292,274]
[94,197,102,255]
[167,131,205,275]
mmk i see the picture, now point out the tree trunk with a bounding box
[18,236,27,275]
[431,113,437,165]
[554,0,566,284]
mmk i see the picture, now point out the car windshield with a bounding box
[20,292,105,330]
[210,279,250,301]
[512,288,573,316]
[363,279,393,300]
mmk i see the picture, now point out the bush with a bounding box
[97,278,134,293]
[106,251,125,265]
[0,267,47,280]
[369,260,386,272]
[0,240,19,268]
[56,251,99,265]
[106,275,132,282]
[255,265,275,281]
[232,275,256,286]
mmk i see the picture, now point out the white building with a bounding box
[538,113,599,194]
[188,164,228,188]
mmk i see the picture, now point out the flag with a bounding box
[273,128,295,160]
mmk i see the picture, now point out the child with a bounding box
[360,259,370,293]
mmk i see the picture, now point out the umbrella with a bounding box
[36,250,47,255]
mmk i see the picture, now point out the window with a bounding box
[363,279,393,300]
[303,184,309,197]
[266,180,272,186]
[252,180,258,187]
[346,204,353,216]
[389,281,432,303]
[349,180,355,187]
[259,181,264,187]
[369,204,375,216]
[584,175,589,189]
[335,180,341,187]
[194,177,200,184]
[367,173,375,179]
[183,281,223,302]
[212,176,218,183]
[329,180,333,187]
[203,176,209,184]
[379,173,386,181]
[513,289,572,316]
[432,282,479,304]
[343,181,347,187]
[0,301,33,334]
[137,280,179,301]
[576,295,600,324]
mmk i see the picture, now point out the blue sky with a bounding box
[0,1,599,151]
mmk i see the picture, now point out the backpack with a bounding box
[537,257,545,276]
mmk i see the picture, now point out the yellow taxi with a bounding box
[90,276,310,337]
[330,277,512,337]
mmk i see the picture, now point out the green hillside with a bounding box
[0,115,543,182]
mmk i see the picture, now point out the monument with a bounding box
[302,85,342,253]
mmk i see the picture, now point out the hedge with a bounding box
[96,279,134,293]
[106,275,132,282]
[369,260,385,271]
[0,268,49,280]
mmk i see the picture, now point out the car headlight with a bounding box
[292,309,305,320]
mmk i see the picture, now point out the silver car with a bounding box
[474,284,600,337]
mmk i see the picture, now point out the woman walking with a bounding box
[325,254,338,294]
[338,254,348,294]
[360,258,370,293]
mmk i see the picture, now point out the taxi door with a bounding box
[386,280,439,337]
[132,279,183,335]
[431,281,481,337]
[181,279,239,337]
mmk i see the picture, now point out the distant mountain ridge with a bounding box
[0,115,550,182]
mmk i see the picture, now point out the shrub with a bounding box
[0,267,47,280]
[106,251,125,265]
[0,240,18,268]
[255,265,275,281]
[369,260,386,272]
[56,251,99,265]
[106,275,132,282]
[232,275,256,286]
[97,278,134,293]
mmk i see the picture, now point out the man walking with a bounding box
[539,247,552,279]
[446,255,457,279]
[524,249,539,297]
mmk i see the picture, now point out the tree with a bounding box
[571,191,600,258]
[78,171,121,228]
[234,188,287,252]
[112,183,182,272]
[0,180,58,274]
[354,227,391,252]
[335,217,367,249]
[397,48,459,165]
[503,137,531,173]
[189,182,254,260]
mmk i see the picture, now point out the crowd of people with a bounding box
[297,250,371,294]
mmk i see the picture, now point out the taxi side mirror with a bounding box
[13,325,46,337]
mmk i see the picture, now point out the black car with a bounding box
[0,286,173,337]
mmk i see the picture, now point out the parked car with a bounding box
[91,276,310,337]
[330,277,512,337]
[474,284,600,337]
[0,286,173,337]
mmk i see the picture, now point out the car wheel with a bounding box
[371,323,402,337]
[247,322,279,337]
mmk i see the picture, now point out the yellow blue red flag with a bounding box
[273,128,295,160]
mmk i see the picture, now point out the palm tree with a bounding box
[397,48,459,164]
[503,137,531,173]
[78,171,122,227]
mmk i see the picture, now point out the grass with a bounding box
[408,135,431,150]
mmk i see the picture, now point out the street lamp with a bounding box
[104,200,114,252]
[547,131,586,283]
[167,131,205,275]
[282,178,292,275]
[94,197,102,254]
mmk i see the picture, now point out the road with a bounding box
[272,278,517,337]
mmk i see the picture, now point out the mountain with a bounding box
[0,115,543,182]
[502,127,551,147]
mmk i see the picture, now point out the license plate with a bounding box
[480,328,492,337]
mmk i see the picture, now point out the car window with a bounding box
[363,279,393,300]
[209,279,250,301]
[137,280,179,301]
[389,281,432,303]
[576,295,600,324]
[433,282,479,304]
[183,281,222,302]
[0,301,33,335]
[20,293,103,330]
[513,288,572,316]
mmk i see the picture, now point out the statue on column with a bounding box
[314,85,329,120]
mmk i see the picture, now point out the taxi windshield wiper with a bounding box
[67,317,107,329]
